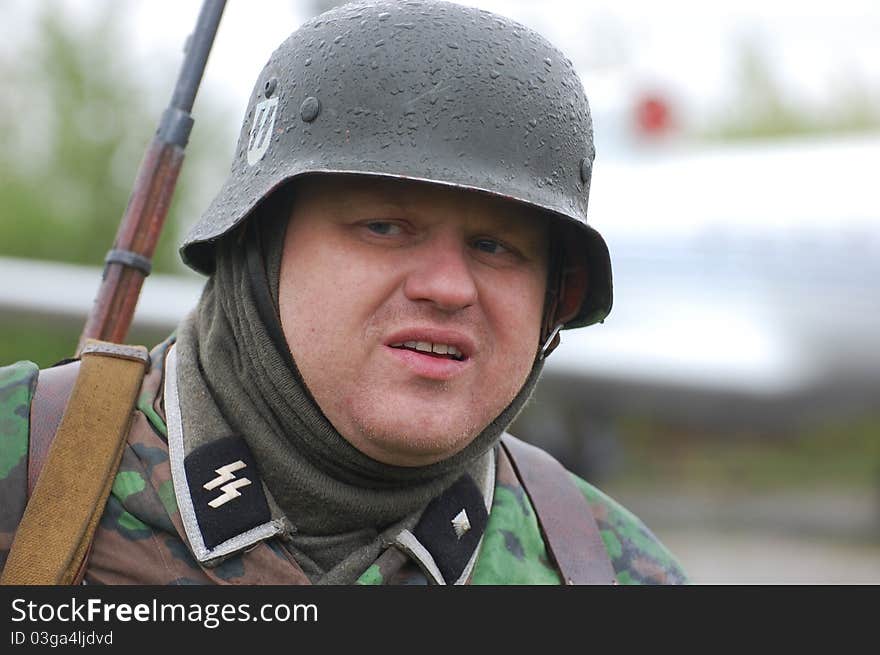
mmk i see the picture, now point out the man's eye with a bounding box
[365,221,402,236]
[473,238,508,255]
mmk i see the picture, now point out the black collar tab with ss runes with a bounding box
[184,435,271,550]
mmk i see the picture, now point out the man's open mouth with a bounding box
[389,341,465,361]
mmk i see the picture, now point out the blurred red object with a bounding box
[635,93,673,136]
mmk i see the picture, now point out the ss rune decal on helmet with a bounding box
[246,97,278,165]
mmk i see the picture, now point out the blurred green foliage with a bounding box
[0,1,230,365]
[0,0,229,271]
[614,415,880,492]
[0,318,169,370]
[704,39,880,140]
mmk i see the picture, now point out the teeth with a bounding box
[391,340,464,359]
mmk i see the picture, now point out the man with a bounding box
[0,0,686,585]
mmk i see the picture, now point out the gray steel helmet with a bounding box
[182,0,612,331]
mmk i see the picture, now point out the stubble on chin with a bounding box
[344,386,487,467]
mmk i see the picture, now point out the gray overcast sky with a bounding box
[5,0,874,148]
[3,0,878,235]
[142,1,880,126]
[4,0,877,231]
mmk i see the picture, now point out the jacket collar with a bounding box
[164,344,288,566]
[164,343,495,582]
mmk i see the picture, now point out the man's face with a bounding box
[278,176,549,467]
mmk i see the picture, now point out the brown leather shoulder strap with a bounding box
[2,341,149,586]
[28,361,81,497]
[500,433,617,585]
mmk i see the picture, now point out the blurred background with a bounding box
[2,0,878,583]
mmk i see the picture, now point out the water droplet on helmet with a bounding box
[490,70,500,79]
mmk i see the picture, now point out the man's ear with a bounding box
[539,232,589,358]
[555,259,589,326]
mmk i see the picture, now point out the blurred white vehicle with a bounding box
[2,133,878,436]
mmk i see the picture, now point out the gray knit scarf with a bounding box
[174,201,544,582]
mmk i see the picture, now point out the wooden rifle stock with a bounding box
[77,0,226,355]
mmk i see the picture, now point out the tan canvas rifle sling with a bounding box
[1,343,614,585]
[1,341,149,585]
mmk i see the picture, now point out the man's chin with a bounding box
[352,420,480,468]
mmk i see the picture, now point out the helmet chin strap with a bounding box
[538,323,564,360]
[538,231,591,360]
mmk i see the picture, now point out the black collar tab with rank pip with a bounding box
[411,473,489,584]
[184,436,272,550]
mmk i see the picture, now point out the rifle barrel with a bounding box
[76,0,226,355]
[170,0,226,114]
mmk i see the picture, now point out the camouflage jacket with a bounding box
[0,336,687,585]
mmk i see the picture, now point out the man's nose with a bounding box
[403,233,478,312]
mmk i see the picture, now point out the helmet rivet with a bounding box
[300,96,321,122]
[580,157,591,184]
[264,78,277,97]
